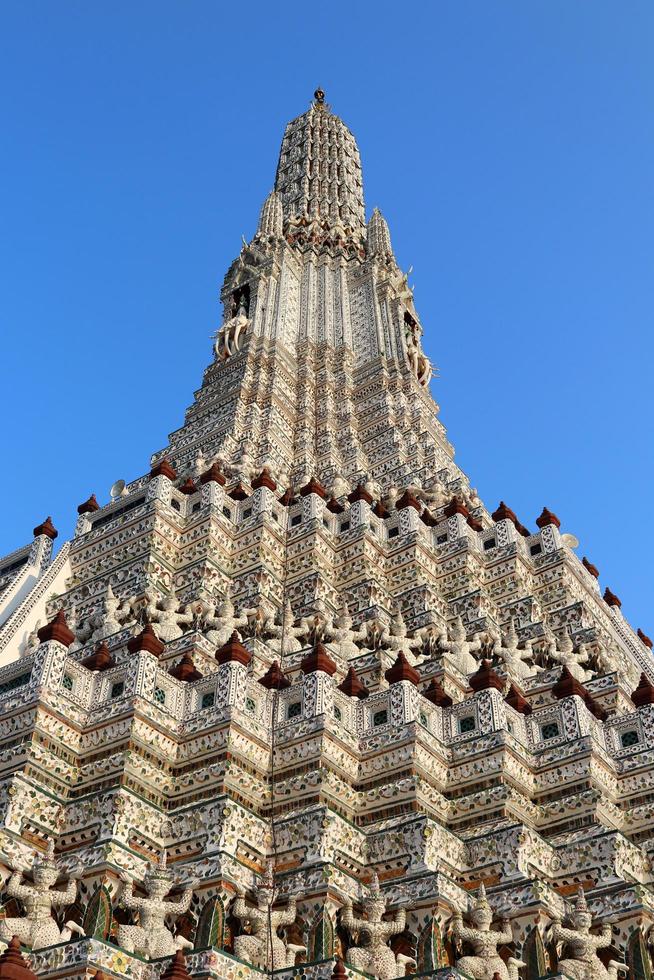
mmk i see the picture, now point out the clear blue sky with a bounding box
[1,2,652,633]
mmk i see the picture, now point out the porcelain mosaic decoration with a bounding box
[0,90,652,980]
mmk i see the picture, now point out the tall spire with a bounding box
[274,88,366,242]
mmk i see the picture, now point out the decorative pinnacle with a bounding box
[314,87,325,105]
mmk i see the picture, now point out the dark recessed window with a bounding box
[541,722,560,740]
[373,709,388,727]
[388,527,399,539]
[287,701,302,719]
[340,521,350,532]
[291,514,302,527]
[459,715,476,734]
[154,687,166,705]
[62,674,73,692]
[334,705,342,721]
[419,711,428,727]
[530,543,542,556]
[171,499,181,512]
[222,506,232,519]
[621,730,639,748]
[110,681,125,699]
[484,538,496,551]
[246,697,256,714]
[201,691,215,710]
[192,502,201,513]
[243,508,252,519]
[436,534,447,544]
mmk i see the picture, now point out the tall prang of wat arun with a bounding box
[0,89,652,980]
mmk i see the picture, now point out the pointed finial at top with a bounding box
[314,87,325,105]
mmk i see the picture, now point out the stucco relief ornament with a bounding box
[451,883,524,980]
[117,852,195,959]
[0,840,83,950]
[202,595,248,647]
[341,872,415,980]
[232,862,305,969]
[403,315,432,387]
[544,630,592,682]
[490,617,540,682]
[548,887,625,980]
[144,588,193,643]
[438,616,486,675]
[214,300,250,361]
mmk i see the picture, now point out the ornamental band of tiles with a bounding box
[0,89,652,980]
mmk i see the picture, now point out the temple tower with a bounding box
[0,90,652,980]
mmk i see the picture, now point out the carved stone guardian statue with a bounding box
[341,872,415,980]
[117,853,195,959]
[549,887,625,980]
[0,840,82,950]
[451,883,524,980]
[232,863,305,969]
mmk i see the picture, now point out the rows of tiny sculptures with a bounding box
[0,844,633,980]
[23,573,626,690]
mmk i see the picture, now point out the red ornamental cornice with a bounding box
[252,467,277,491]
[228,482,249,500]
[301,641,337,676]
[347,484,373,505]
[127,623,165,658]
[77,494,100,515]
[422,677,453,707]
[395,489,421,512]
[332,960,347,980]
[552,665,587,701]
[37,609,75,647]
[216,632,251,667]
[33,516,58,540]
[444,497,469,519]
[469,659,505,693]
[326,496,345,514]
[338,665,369,699]
[178,478,198,496]
[582,557,600,579]
[504,683,532,715]
[0,937,38,980]
[372,500,390,519]
[385,651,420,686]
[603,587,622,608]
[80,642,115,672]
[536,507,561,529]
[258,661,290,690]
[200,463,227,486]
[300,477,327,499]
[467,515,483,532]
[161,950,191,980]
[278,488,297,507]
[168,652,203,682]
[637,629,653,649]
[491,501,519,527]
[420,509,438,527]
[150,458,177,481]
[632,673,654,708]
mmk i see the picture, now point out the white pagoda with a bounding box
[0,89,652,980]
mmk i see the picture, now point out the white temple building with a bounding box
[0,89,652,980]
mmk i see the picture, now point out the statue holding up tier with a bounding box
[0,840,83,950]
[117,854,195,959]
[490,618,540,683]
[438,617,486,676]
[144,589,194,643]
[549,887,625,980]
[232,863,305,969]
[341,872,415,980]
[451,883,524,980]
[203,595,248,647]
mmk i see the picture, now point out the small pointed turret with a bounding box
[367,208,394,261]
[256,190,284,240]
